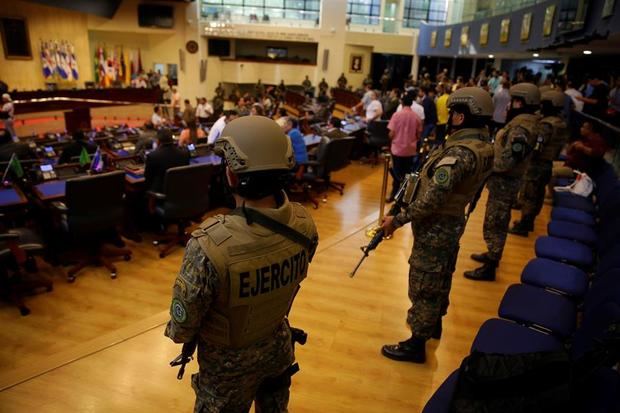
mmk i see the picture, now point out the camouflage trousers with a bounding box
[483,174,522,261]
[519,161,552,225]
[407,217,464,340]
[193,324,294,413]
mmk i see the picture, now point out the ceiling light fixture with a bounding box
[583,50,592,55]
[488,54,494,58]
[533,53,540,57]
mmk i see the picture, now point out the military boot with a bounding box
[381,336,426,363]
[509,219,534,237]
[431,318,442,340]
[464,261,498,281]
[470,252,492,263]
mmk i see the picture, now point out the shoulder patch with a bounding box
[171,298,188,323]
[435,156,458,168]
[433,166,452,187]
[206,223,232,246]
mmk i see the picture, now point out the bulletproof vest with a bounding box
[415,128,494,218]
[192,201,317,349]
[538,116,569,162]
[494,113,539,177]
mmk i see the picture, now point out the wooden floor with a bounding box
[0,161,550,412]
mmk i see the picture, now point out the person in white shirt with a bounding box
[195,97,214,124]
[1,94,17,142]
[207,110,239,145]
[151,106,166,128]
[171,86,181,120]
[564,80,584,112]
[396,90,425,122]
[364,91,383,123]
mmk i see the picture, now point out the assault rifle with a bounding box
[170,340,197,380]
[349,171,419,278]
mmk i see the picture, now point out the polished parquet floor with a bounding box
[0,160,549,412]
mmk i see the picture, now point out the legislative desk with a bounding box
[0,186,28,208]
[12,88,162,132]
[32,153,222,201]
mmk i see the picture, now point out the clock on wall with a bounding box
[186,40,199,54]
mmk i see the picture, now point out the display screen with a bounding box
[267,47,288,59]
[188,144,196,151]
[40,164,53,172]
[44,146,54,153]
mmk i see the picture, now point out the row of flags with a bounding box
[2,148,104,183]
[41,40,79,81]
[94,46,143,87]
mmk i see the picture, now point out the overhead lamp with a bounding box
[488,54,494,58]
[583,50,592,55]
[533,53,540,57]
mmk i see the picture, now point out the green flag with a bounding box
[9,154,24,178]
[79,146,90,167]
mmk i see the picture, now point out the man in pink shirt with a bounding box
[387,93,422,202]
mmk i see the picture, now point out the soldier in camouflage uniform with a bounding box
[465,83,541,281]
[337,73,347,89]
[509,91,569,236]
[380,87,495,363]
[302,75,312,95]
[165,116,318,412]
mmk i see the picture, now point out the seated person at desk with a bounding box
[144,128,190,193]
[151,106,167,128]
[0,129,34,162]
[177,120,206,146]
[324,117,348,140]
[58,130,96,164]
[282,117,308,164]
[144,128,189,192]
[207,110,239,145]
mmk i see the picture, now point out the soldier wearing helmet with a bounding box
[465,82,541,282]
[510,90,569,236]
[165,116,319,412]
[380,87,494,363]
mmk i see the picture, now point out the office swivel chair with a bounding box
[297,136,355,205]
[365,119,391,166]
[0,214,53,316]
[148,164,213,258]
[53,171,131,282]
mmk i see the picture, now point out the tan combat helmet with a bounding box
[215,116,295,173]
[538,85,553,94]
[541,90,565,108]
[447,87,494,117]
[510,82,541,106]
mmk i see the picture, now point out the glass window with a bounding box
[347,0,381,25]
[403,0,448,28]
[200,0,320,22]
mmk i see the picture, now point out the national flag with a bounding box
[10,154,24,178]
[69,43,79,80]
[55,42,69,80]
[3,153,24,181]
[119,47,125,84]
[98,46,106,86]
[41,42,53,78]
[79,146,90,167]
[94,47,99,84]
[90,146,104,173]
[137,48,143,73]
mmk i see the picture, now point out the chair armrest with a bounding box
[51,202,68,212]
[0,232,19,241]
[146,191,167,200]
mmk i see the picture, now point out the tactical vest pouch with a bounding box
[449,350,571,413]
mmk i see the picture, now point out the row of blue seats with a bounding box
[423,160,620,413]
